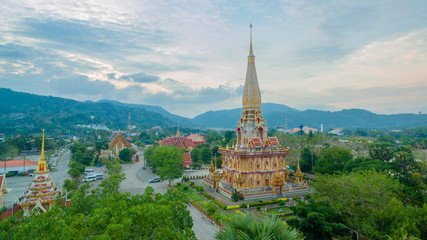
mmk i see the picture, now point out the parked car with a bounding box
[82,175,97,182]
[29,173,35,177]
[149,177,161,183]
[84,169,95,174]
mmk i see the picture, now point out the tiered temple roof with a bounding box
[159,129,204,150]
[18,129,61,215]
[108,131,131,149]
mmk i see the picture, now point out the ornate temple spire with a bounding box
[37,129,47,172]
[176,127,181,138]
[242,23,261,110]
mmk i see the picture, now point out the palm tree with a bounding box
[216,212,304,240]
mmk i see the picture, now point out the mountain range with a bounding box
[1,88,426,135]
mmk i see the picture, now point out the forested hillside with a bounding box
[0,88,174,135]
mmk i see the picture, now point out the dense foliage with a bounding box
[145,145,184,185]
[312,171,426,240]
[216,212,303,240]
[0,174,195,239]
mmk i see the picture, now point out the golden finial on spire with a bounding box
[249,23,253,55]
[37,129,47,172]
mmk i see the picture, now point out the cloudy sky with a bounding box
[1,0,426,118]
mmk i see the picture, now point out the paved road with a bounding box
[50,149,71,190]
[119,151,217,240]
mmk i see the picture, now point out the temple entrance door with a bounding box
[265,179,269,187]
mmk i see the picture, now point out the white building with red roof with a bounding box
[0,159,38,174]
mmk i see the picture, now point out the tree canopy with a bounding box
[0,174,195,239]
[313,146,353,175]
[151,145,184,185]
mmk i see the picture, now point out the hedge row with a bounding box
[240,198,288,208]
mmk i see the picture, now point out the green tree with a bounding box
[152,145,184,185]
[362,197,421,240]
[300,146,317,172]
[393,146,418,183]
[368,142,395,162]
[314,146,352,175]
[216,212,303,240]
[190,148,201,167]
[200,147,211,164]
[288,199,346,240]
[343,157,390,173]
[377,135,396,144]
[224,130,234,144]
[312,170,403,232]
[118,148,135,163]
[143,145,157,167]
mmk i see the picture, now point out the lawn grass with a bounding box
[266,207,292,215]
[188,192,205,203]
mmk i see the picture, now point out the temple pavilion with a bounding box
[107,130,131,158]
[18,129,62,215]
[206,25,307,199]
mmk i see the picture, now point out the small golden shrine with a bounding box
[294,160,304,185]
[18,129,61,216]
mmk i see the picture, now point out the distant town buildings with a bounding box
[76,124,109,131]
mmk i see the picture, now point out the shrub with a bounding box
[183,185,189,191]
[259,200,263,203]
[197,186,204,192]
[176,182,181,186]
[256,206,261,211]
[213,199,227,210]
[278,200,285,206]
[231,189,240,202]
[227,205,240,210]
[240,203,247,208]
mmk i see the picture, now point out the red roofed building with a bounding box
[159,128,205,150]
[159,128,202,169]
[182,153,192,169]
[0,159,38,174]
